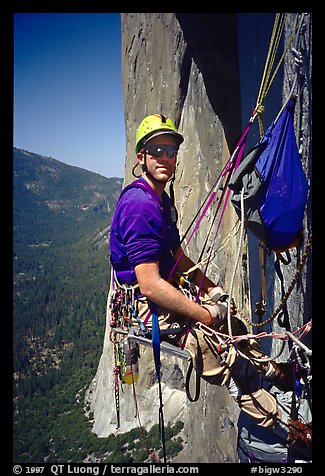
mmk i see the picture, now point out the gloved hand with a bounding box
[208,287,237,316]
[202,303,228,327]
[208,286,226,303]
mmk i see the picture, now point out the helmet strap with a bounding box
[169,176,178,224]
[141,149,149,174]
[169,173,176,203]
[132,162,141,178]
[141,150,156,182]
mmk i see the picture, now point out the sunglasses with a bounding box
[145,144,178,158]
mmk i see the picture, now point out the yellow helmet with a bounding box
[135,114,184,153]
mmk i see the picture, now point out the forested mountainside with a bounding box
[13,148,126,462]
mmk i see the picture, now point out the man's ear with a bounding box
[137,151,145,165]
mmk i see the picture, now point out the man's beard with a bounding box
[143,165,173,184]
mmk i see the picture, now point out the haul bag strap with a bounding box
[185,328,202,402]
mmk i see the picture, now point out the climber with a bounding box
[109,114,293,427]
[110,114,232,334]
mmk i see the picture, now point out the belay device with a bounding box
[229,100,309,252]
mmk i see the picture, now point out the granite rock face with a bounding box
[86,13,312,463]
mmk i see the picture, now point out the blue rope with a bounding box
[151,303,161,378]
[150,302,167,463]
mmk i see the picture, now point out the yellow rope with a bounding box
[256,13,286,137]
[256,13,282,108]
[255,13,306,138]
[264,13,305,102]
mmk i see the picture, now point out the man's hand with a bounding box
[208,286,225,303]
[202,303,228,326]
[208,287,237,316]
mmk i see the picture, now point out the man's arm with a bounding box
[135,261,212,325]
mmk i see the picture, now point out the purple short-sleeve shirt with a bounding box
[110,178,180,283]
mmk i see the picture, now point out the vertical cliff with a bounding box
[86,13,312,463]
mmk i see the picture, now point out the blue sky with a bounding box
[14,13,126,178]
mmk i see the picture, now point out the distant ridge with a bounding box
[13,147,123,245]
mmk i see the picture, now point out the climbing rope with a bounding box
[169,114,257,287]
[222,12,312,366]
[255,13,306,137]
[274,13,307,125]
[128,368,163,463]
[227,188,246,339]
[255,13,286,137]
[197,320,312,365]
[198,320,311,347]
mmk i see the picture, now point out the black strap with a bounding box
[185,329,202,402]
[185,360,201,402]
[275,256,291,334]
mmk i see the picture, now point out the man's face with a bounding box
[138,134,178,183]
